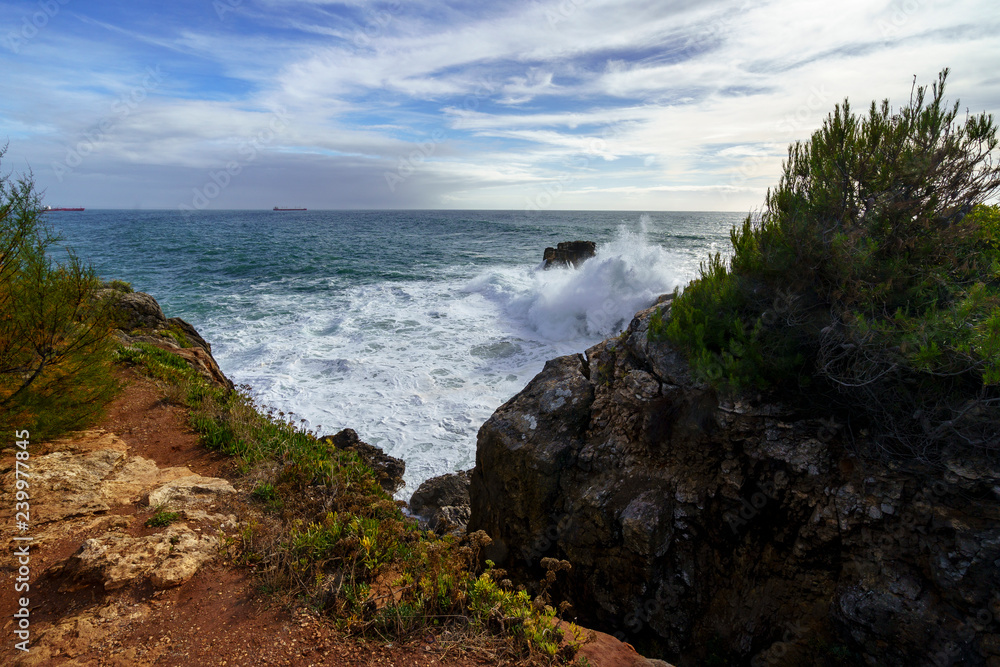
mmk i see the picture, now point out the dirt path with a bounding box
[1,370,661,667]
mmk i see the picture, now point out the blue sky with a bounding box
[2,0,998,210]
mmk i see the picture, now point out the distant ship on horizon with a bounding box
[273,206,307,211]
[41,205,85,212]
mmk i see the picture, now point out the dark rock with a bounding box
[322,429,405,496]
[468,298,1000,666]
[542,241,596,269]
[409,470,472,534]
[106,290,234,391]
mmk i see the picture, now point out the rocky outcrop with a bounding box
[320,428,405,495]
[543,240,596,269]
[0,430,237,592]
[408,469,472,533]
[103,287,234,391]
[469,297,1000,666]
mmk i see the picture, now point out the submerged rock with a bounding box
[468,297,1000,666]
[542,240,596,269]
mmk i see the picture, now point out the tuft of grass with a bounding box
[146,507,180,528]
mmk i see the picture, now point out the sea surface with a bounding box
[46,209,742,497]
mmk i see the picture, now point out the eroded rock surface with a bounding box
[103,287,234,391]
[542,240,596,269]
[0,430,235,592]
[469,297,1000,666]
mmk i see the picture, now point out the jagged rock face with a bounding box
[468,299,1000,666]
[542,240,596,269]
[408,470,472,534]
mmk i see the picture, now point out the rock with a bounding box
[66,525,217,590]
[409,470,472,533]
[468,298,1000,666]
[542,240,596,269]
[106,290,234,391]
[104,290,166,330]
[320,429,405,495]
[147,475,236,508]
[0,429,231,591]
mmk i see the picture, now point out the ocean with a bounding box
[47,209,742,497]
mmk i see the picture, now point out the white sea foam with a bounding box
[209,217,694,498]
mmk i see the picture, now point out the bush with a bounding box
[0,147,119,438]
[658,70,1000,459]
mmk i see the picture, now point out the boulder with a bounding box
[321,429,405,495]
[66,525,217,590]
[147,475,236,508]
[409,470,471,515]
[105,290,166,330]
[468,299,1000,666]
[542,240,596,269]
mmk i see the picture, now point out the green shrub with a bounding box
[657,70,1000,459]
[0,147,120,439]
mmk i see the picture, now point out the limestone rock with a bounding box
[321,428,405,495]
[66,525,217,590]
[147,475,236,508]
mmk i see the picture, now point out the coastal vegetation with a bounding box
[116,339,583,663]
[0,146,119,439]
[654,70,1000,460]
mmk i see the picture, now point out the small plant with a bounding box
[104,279,133,293]
[146,507,180,528]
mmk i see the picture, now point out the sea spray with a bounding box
[44,209,740,497]
[469,216,685,341]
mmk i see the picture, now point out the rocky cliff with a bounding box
[469,296,1000,666]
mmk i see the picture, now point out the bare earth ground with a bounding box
[1,370,659,667]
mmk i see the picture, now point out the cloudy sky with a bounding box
[1,0,998,211]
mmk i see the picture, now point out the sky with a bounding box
[1,0,998,211]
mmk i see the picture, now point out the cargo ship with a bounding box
[41,205,85,212]
[273,207,306,211]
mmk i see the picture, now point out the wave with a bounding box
[465,215,685,343]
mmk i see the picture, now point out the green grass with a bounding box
[145,507,180,528]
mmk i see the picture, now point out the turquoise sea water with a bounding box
[47,209,742,496]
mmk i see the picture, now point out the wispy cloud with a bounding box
[0,0,997,210]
